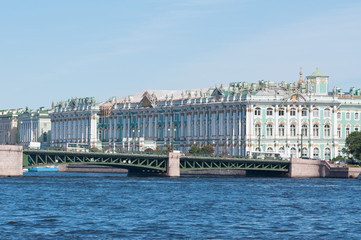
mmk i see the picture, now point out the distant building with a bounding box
[49,97,99,149]
[18,107,51,147]
[49,68,361,160]
[0,109,23,145]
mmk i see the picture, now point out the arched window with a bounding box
[346,126,350,137]
[279,124,285,137]
[313,108,319,118]
[355,112,359,120]
[313,124,319,137]
[301,124,308,137]
[267,108,273,116]
[337,112,341,119]
[279,108,285,116]
[302,147,308,158]
[290,124,296,136]
[346,112,351,120]
[255,147,261,152]
[266,124,273,136]
[302,108,308,117]
[313,148,320,158]
[325,148,331,159]
[255,124,261,136]
[290,108,296,116]
[255,108,261,116]
[324,108,331,118]
[279,146,285,154]
[291,147,297,157]
[324,125,331,137]
[267,147,273,152]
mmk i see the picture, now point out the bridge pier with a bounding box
[166,151,180,177]
[0,145,23,177]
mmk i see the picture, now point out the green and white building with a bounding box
[49,68,361,160]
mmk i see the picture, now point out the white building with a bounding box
[49,97,100,149]
[18,107,51,147]
[0,109,23,145]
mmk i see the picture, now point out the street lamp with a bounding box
[132,126,140,152]
[298,133,304,158]
[257,133,264,152]
[168,125,176,151]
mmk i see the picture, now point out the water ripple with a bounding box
[0,173,361,239]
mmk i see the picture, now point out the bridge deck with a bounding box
[23,150,290,173]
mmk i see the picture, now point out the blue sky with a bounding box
[1,0,361,109]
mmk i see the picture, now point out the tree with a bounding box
[189,145,201,154]
[201,145,214,154]
[144,148,154,153]
[345,131,361,160]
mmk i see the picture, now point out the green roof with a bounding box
[309,68,326,77]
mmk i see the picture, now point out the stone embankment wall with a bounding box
[0,145,23,177]
[58,164,128,173]
[289,158,361,178]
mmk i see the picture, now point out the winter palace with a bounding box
[44,68,361,160]
[1,69,360,160]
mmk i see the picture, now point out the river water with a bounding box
[1,172,361,239]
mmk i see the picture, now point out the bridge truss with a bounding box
[23,150,290,173]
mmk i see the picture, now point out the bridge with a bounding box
[23,149,290,176]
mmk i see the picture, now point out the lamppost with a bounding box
[168,125,176,151]
[298,133,304,158]
[257,133,264,152]
[132,126,139,152]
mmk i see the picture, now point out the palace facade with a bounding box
[18,107,51,147]
[47,68,361,160]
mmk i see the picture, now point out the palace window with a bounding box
[302,148,308,158]
[290,108,296,116]
[346,112,351,120]
[324,109,331,118]
[267,108,273,116]
[301,124,308,137]
[337,127,341,138]
[302,108,308,117]
[355,127,359,132]
[313,124,319,137]
[313,148,320,158]
[279,124,285,137]
[255,108,261,116]
[291,147,297,157]
[324,125,331,137]
[355,112,359,120]
[267,147,274,152]
[337,112,341,119]
[325,148,331,160]
[255,124,261,136]
[266,124,273,137]
[279,108,285,116]
[313,108,319,118]
[290,124,296,137]
[346,127,350,137]
[279,146,285,154]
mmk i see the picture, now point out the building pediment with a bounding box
[139,91,157,108]
[211,88,224,100]
[285,93,307,103]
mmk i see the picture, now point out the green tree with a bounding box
[189,145,201,154]
[345,131,361,160]
[201,145,214,154]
